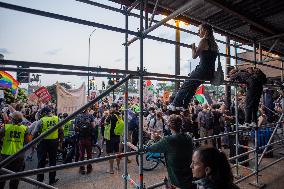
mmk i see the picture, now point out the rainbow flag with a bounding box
[0,71,19,94]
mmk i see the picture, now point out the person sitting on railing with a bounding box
[168,23,218,111]
[191,147,240,189]
[228,67,267,127]
[146,114,194,189]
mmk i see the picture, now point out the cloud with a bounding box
[0,48,11,54]
[45,48,62,55]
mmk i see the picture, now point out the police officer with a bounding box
[33,107,63,185]
[61,113,74,138]
[74,108,96,174]
[0,111,29,189]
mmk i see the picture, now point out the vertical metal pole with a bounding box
[253,43,257,68]
[259,43,262,62]
[175,20,181,92]
[88,37,91,97]
[234,44,240,177]
[139,1,144,188]
[254,125,259,185]
[234,86,239,176]
[281,61,284,82]
[144,0,148,29]
[123,7,129,189]
[225,37,231,109]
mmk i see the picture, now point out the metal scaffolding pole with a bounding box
[0,151,138,182]
[123,6,129,189]
[234,86,240,177]
[138,1,144,188]
[258,113,284,165]
[0,168,57,189]
[78,0,255,53]
[126,0,199,46]
[0,74,133,169]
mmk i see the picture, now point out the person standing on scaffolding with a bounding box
[168,23,218,111]
[228,67,267,126]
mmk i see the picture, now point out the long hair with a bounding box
[195,147,233,189]
[200,23,218,51]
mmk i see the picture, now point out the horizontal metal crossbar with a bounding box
[0,74,133,169]
[0,151,138,182]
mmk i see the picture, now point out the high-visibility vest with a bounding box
[41,116,59,140]
[63,120,72,137]
[1,124,27,155]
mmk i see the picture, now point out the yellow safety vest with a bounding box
[1,124,27,155]
[41,116,59,140]
[63,120,72,137]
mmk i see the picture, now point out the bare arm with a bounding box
[192,39,206,59]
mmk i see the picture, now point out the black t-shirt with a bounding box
[106,112,120,141]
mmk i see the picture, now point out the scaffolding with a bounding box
[0,0,284,189]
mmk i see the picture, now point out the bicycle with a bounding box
[57,134,101,163]
[135,131,167,171]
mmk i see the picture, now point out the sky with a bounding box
[0,0,246,91]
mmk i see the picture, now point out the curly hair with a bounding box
[168,114,183,133]
[195,147,234,189]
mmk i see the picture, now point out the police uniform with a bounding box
[0,123,28,189]
[35,115,61,184]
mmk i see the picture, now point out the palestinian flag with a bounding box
[194,85,212,105]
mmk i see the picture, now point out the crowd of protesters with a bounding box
[0,80,283,189]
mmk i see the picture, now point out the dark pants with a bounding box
[37,140,58,183]
[0,155,24,189]
[213,129,222,149]
[173,68,212,108]
[78,138,92,171]
[245,85,263,124]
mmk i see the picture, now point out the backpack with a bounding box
[114,114,124,136]
[78,118,92,138]
[203,110,214,130]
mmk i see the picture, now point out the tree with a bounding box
[3,88,27,104]
[46,83,71,102]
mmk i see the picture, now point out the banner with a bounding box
[56,83,87,115]
[34,86,51,103]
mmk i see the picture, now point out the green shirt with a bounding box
[147,133,193,189]
[1,124,27,155]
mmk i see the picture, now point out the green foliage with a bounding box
[3,88,27,104]
[46,83,71,102]
[107,79,138,93]
[156,82,175,92]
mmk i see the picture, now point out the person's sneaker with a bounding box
[49,178,59,185]
[239,123,250,129]
[250,122,257,128]
[79,169,86,175]
[86,168,93,174]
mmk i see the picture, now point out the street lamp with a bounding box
[88,29,96,96]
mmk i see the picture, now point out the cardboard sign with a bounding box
[34,86,51,103]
